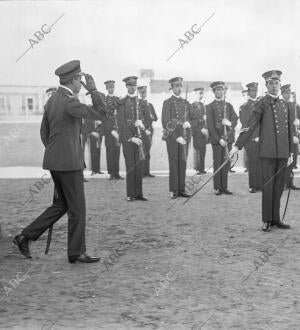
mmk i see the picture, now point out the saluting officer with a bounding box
[117,76,148,201]
[281,84,300,190]
[190,87,209,175]
[161,77,192,199]
[13,60,107,262]
[239,82,262,192]
[230,70,293,232]
[103,80,123,180]
[138,85,158,178]
[206,81,238,195]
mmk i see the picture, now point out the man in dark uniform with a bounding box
[291,91,300,168]
[230,70,293,232]
[116,76,147,201]
[190,87,208,175]
[206,81,238,195]
[13,60,107,262]
[89,119,104,175]
[281,84,300,190]
[161,77,192,199]
[138,85,158,178]
[102,80,122,180]
[239,82,262,192]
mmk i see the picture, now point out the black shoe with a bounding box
[200,170,207,174]
[114,175,124,180]
[215,189,222,195]
[244,169,248,173]
[262,222,271,232]
[127,197,135,202]
[13,234,32,259]
[170,192,178,199]
[135,196,148,201]
[195,171,201,175]
[68,253,100,263]
[272,221,290,229]
[249,188,256,193]
[289,185,300,190]
[98,171,104,174]
[179,192,190,198]
[147,173,155,178]
[229,169,236,173]
[223,190,233,195]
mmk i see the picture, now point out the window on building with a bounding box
[25,97,35,113]
[0,96,6,113]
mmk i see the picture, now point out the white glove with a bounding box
[293,118,300,126]
[95,120,102,126]
[203,115,207,121]
[182,121,191,129]
[91,132,99,138]
[288,154,294,166]
[228,145,239,158]
[130,137,142,145]
[111,130,119,140]
[222,118,232,127]
[176,136,187,145]
[219,139,227,147]
[135,120,145,130]
[293,136,299,144]
[145,129,151,136]
[254,137,259,142]
[201,128,208,136]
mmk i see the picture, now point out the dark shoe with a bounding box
[244,169,248,173]
[223,190,233,195]
[13,234,32,259]
[68,253,100,263]
[200,170,207,174]
[249,188,256,193]
[83,178,89,182]
[147,173,155,178]
[135,196,148,201]
[98,171,104,174]
[195,171,201,175]
[229,169,236,173]
[127,197,135,202]
[290,185,300,190]
[170,192,178,199]
[115,175,124,180]
[215,189,222,195]
[179,192,190,198]
[262,222,271,232]
[272,221,290,229]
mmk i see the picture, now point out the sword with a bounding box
[183,155,232,205]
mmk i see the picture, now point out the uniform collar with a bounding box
[268,92,281,99]
[106,93,114,97]
[59,85,73,95]
[172,93,181,99]
[214,98,223,102]
[127,93,137,98]
[248,97,257,101]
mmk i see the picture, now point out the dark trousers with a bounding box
[193,137,206,172]
[143,133,153,175]
[212,143,231,191]
[105,134,120,176]
[122,141,143,198]
[90,135,102,173]
[22,170,86,257]
[245,141,262,190]
[261,158,287,223]
[166,140,188,194]
[286,143,297,187]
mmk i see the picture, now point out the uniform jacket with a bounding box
[102,95,119,136]
[190,101,207,138]
[142,102,158,133]
[206,99,238,144]
[116,95,146,144]
[239,99,260,141]
[235,94,293,158]
[161,95,192,142]
[41,87,107,171]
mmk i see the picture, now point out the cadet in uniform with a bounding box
[103,80,122,180]
[161,77,192,199]
[281,84,300,189]
[138,85,158,178]
[206,81,238,195]
[117,76,147,201]
[13,60,107,262]
[190,87,209,175]
[239,82,262,192]
[230,70,293,232]
[89,119,104,175]
[291,91,300,168]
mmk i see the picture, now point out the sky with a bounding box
[0,0,300,94]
